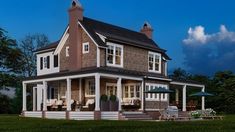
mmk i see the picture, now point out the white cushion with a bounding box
[85,99,94,106]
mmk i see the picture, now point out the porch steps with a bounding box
[176,111,191,121]
[121,112,153,120]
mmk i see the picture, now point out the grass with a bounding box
[0,115,235,132]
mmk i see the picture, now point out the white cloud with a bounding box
[183,25,235,45]
[182,24,235,75]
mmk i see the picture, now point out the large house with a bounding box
[22,0,206,120]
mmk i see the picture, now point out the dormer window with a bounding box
[106,42,123,67]
[148,52,161,73]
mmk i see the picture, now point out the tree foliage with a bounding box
[171,68,235,114]
[20,34,50,77]
[0,28,23,73]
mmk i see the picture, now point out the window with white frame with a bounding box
[66,46,69,57]
[85,79,95,97]
[83,42,89,54]
[123,84,141,99]
[145,84,168,101]
[106,43,123,67]
[106,83,117,96]
[148,52,161,73]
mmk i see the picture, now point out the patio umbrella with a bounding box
[189,91,214,97]
[190,91,214,110]
[145,87,174,110]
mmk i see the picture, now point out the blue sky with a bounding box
[1,0,235,75]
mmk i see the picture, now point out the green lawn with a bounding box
[0,115,235,132]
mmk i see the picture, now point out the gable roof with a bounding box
[36,17,170,59]
[35,41,59,53]
[80,17,170,60]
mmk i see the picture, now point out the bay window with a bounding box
[148,52,161,73]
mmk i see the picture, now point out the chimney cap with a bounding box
[142,22,152,29]
[71,0,82,8]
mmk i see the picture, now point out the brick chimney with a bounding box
[140,22,153,39]
[68,0,83,71]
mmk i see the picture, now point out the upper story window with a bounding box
[66,46,69,57]
[43,56,50,69]
[54,55,58,68]
[83,42,89,54]
[106,43,123,67]
[148,52,161,73]
[40,57,43,70]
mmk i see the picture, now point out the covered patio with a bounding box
[22,72,145,120]
[170,80,206,112]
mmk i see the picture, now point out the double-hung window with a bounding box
[148,52,161,73]
[85,79,95,97]
[106,42,123,67]
[83,42,89,54]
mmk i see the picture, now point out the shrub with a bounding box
[100,94,108,102]
[109,95,117,102]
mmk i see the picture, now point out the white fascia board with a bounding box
[170,81,205,88]
[147,76,172,81]
[23,73,96,84]
[96,32,106,42]
[100,73,143,81]
[54,27,69,55]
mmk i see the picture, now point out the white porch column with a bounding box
[141,80,144,111]
[33,87,36,111]
[201,86,205,110]
[95,74,100,111]
[66,78,72,111]
[43,81,48,111]
[117,77,122,111]
[79,78,82,103]
[182,85,187,112]
[22,82,27,111]
[175,88,179,104]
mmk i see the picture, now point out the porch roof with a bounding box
[23,67,170,82]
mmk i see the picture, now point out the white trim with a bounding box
[95,73,100,111]
[106,42,124,68]
[170,81,204,88]
[82,42,89,54]
[202,86,205,110]
[43,81,47,111]
[147,76,172,81]
[148,51,162,73]
[182,85,187,112]
[97,47,100,67]
[66,78,71,111]
[96,32,106,42]
[100,73,142,81]
[35,48,57,54]
[22,82,27,111]
[23,73,96,84]
[54,27,69,54]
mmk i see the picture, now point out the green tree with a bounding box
[0,28,23,73]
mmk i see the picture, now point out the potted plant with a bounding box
[109,95,118,111]
[100,94,109,111]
